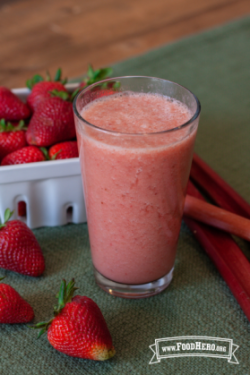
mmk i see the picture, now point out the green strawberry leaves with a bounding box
[15,120,26,131]
[30,319,54,339]
[0,119,26,132]
[71,87,81,101]
[0,119,12,132]
[39,147,50,161]
[26,74,44,90]
[0,208,14,229]
[87,65,113,84]
[31,279,78,338]
[54,68,67,85]
[50,149,62,160]
[26,68,67,90]
[112,81,121,89]
[49,90,70,101]
[54,279,78,315]
[4,208,13,223]
[71,64,118,100]
[54,68,62,82]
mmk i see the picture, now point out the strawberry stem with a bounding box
[71,88,80,101]
[31,279,78,338]
[51,149,62,160]
[54,279,78,315]
[40,147,50,161]
[30,319,54,338]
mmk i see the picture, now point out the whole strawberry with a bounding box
[0,278,34,323]
[33,279,115,361]
[0,87,31,121]
[0,119,27,161]
[1,146,46,166]
[26,94,75,147]
[0,209,45,276]
[49,141,78,160]
[27,69,67,111]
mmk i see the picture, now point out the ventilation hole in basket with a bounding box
[66,206,73,223]
[17,201,27,218]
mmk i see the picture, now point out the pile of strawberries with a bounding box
[0,65,113,166]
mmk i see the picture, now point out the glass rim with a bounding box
[73,75,201,136]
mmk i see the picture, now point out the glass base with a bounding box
[94,267,174,299]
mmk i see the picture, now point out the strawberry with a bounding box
[0,278,34,323]
[26,94,75,147]
[49,141,78,160]
[33,279,115,361]
[27,68,67,111]
[18,201,27,217]
[1,146,46,166]
[92,86,119,100]
[0,87,31,121]
[28,81,67,111]
[0,209,45,277]
[0,119,27,161]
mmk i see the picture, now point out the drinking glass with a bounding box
[73,76,201,298]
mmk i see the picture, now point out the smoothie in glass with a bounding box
[74,77,200,298]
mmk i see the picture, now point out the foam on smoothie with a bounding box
[81,92,192,134]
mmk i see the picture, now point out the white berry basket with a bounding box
[0,83,87,229]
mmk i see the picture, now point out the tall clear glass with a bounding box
[73,76,201,298]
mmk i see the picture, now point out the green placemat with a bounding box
[1,16,250,375]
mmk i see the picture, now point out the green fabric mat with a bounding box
[2,17,250,374]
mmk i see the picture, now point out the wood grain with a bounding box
[0,0,249,87]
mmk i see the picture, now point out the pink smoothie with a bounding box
[77,92,198,284]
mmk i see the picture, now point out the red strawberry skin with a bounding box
[47,296,115,360]
[27,81,67,111]
[18,201,27,217]
[0,220,45,276]
[79,81,87,89]
[0,130,27,161]
[1,146,45,166]
[0,283,34,323]
[26,97,76,147]
[49,141,78,160]
[0,87,31,121]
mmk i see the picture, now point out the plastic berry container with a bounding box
[0,84,87,229]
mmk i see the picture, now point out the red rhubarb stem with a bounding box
[184,194,250,241]
[184,181,250,322]
[190,153,250,218]
[184,217,250,321]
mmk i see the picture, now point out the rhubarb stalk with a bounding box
[184,181,250,322]
[190,153,250,218]
[184,194,250,241]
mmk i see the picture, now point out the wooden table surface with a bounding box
[1,0,250,88]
